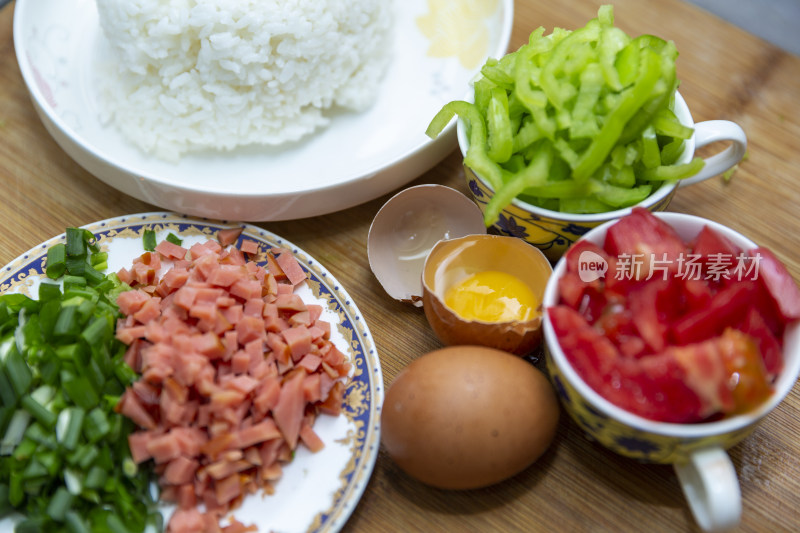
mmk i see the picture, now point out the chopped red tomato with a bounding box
[551,209,796,423]
[670,282,757,345]
[752,247,800,322]
[691,225,742,263]
[603,207,687,279]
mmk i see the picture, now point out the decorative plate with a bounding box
[0,212,383,533]
[13,0,513,221]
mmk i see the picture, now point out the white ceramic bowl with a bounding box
[542,211,800,532]
[13,0,513,221]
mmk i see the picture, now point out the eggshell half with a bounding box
[381,346,560,489]
[422,234,553,355]
[368,184,486,306]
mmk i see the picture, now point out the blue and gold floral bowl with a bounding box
[541,212,800,461]
[457,92,747,262]
[541,212,800,531]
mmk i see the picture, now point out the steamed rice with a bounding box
[95,0,392,161]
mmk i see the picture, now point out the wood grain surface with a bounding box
[2,1,799,532]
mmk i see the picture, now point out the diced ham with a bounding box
[128,431,155,464]
[156,240,189,261]
[164,455,199,485]
[217,227,244,247]
[240,239,259,255]
[117,289,151,315]
[146,431,184,464]
[299,423,325,453]
[220,247,246,266]
[162,268,190,291]
[231,350,250,374]
[133,297,162,324]
[117,266,134,285]
[167,508,206,533]
[253,377,281,416]
[225,375,260,396]
[271,370,306,449]
[114,235,350,533]
[215,474,241,506]
[288,310,311,327]
[282,326,312,361]
[235,419,282,449]
[230,279,262,301]
[274,249,306,286]
[302,372,321,403]
[242,298,264,318]
[266,332,291,366]
[236,315,265,345]
[118,389,157,430]
[207,265,245,288]
[274,293,305,313]
[116,325,147,345]
[204,458,251,480]
[298,353,322,373]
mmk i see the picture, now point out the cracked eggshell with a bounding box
[368,184,486,306]
[421,234,553,355]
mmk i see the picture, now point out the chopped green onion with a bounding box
[165,233,183,246]
[1,229,159,532]
[46,486,74,522]
[45,244,67,279]
[65,228,87,258]
[143,229,157,252]
[21,394,57,429]
[1,410,31,455]
[84,407,110,443]
[65,509,91,533]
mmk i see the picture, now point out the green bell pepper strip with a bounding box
[640,125,661,169]
[652,107,694,139]
[589,179,653,207]
[660,138,686,165]
[540,19,602,110]
[426,101,504,190]
[614,39,641,88]
[523,179,589,200]
[559,196,615,214]
[512,117,543,153]
[569,62,604,139]
[618,36,679,144]
[482,142,553,225]
[480,57,516,90]
[598,26,630,91]
[572,46,662,181]
[641,157,705,180]
[486,87,513,163]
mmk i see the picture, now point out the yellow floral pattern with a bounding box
[417,0,499,69]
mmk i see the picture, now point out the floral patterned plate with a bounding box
[0,212,383,533]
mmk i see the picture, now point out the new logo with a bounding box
[578,250,608,282]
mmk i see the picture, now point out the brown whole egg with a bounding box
[381,346,559,490]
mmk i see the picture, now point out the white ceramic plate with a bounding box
[0,212,383,533]
[13,0,513,221]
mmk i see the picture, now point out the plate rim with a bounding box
[0,211,384,533]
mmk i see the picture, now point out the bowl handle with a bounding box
[673,446,741,532]
[678,120,747,187]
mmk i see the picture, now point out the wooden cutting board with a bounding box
[1,0,799,532]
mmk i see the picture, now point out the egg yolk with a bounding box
[444,271,538,322]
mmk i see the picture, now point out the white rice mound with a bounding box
[95,0,392,161]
